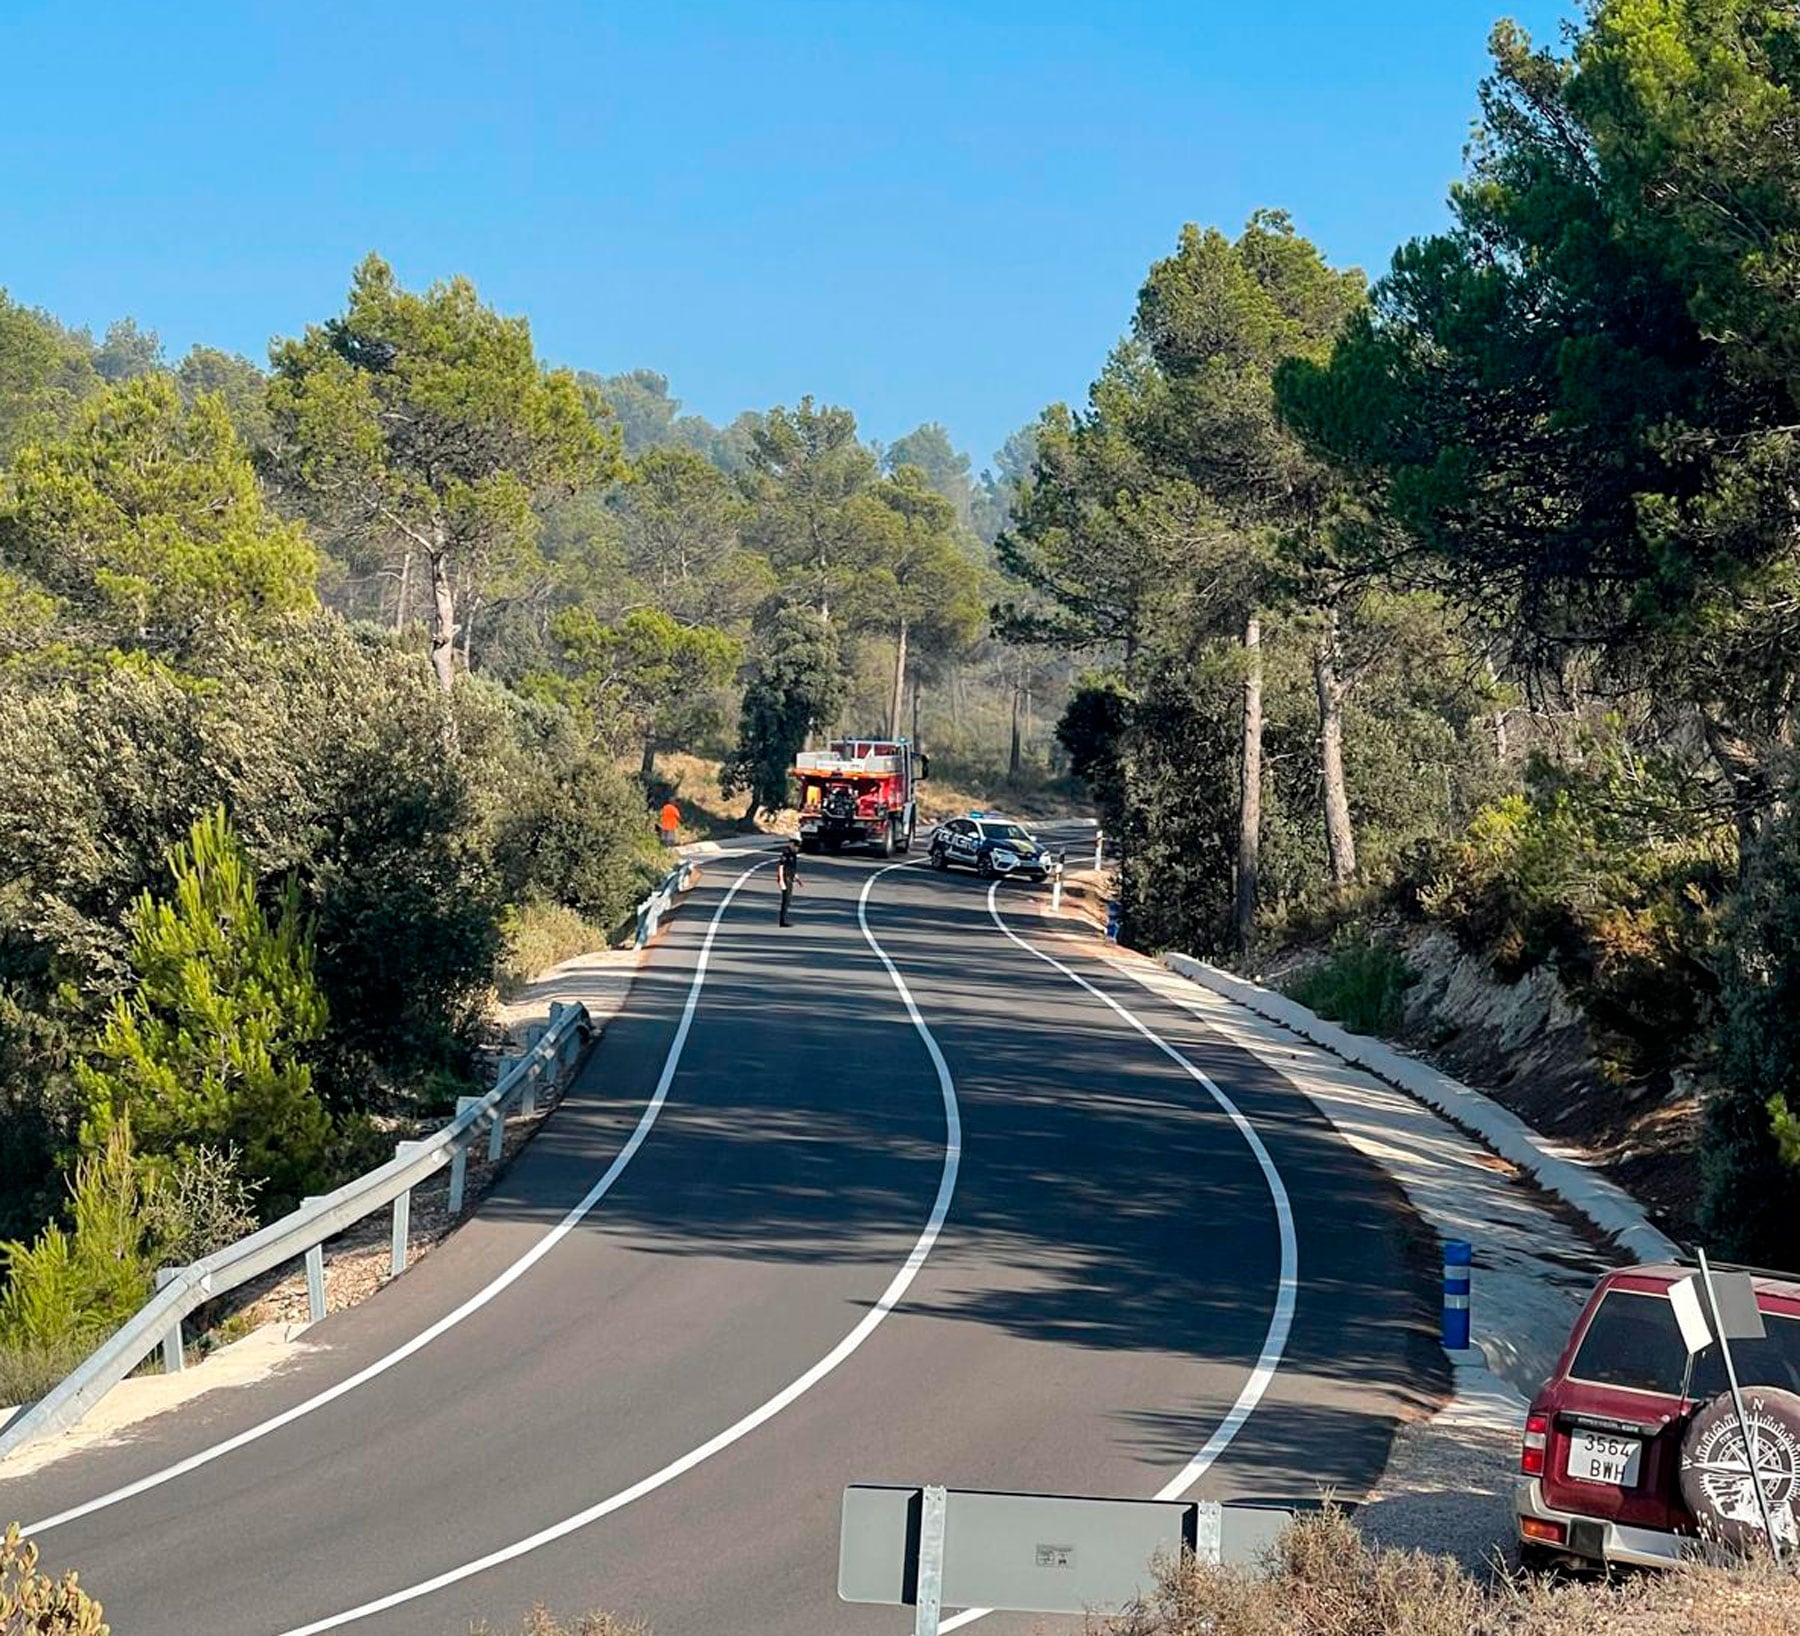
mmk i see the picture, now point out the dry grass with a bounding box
[469,1609,647,1636]
[649,752,758,837]
[0,1333,98,1410]
[1097,1509,1800,1636]
[497,902,610,993]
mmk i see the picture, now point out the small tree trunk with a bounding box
[640,732,657,785]
[911,674,921,745]
[889,617,908,739]
[462,595,476,672]
[1234,612,1263,951]
[394,548,412,634]
[428,537,456,694]
[1314,613,1357,887]
[1009,687,1023,777]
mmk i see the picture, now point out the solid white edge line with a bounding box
[23,860,772,1538]
[259,858,961,1636]
[936,887,1300,1634]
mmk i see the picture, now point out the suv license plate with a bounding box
[1566,1429,1642,1487]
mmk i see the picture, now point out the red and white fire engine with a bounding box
[791,737,927,856]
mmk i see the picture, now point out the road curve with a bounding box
[0,840,1444,1635]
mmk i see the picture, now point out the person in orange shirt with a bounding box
[659,799,680,847]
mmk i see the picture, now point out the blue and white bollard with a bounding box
[1442,1239,1472,1350]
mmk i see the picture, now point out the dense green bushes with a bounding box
[1286,936,1414,1037]
[1413,753,1730,1090]
[1706,780,1800,1268]
[77,809,333,1215]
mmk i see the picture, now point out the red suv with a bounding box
[1515,1262,1800,1568]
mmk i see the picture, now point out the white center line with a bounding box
[258,858,961,1636]
[936,887,1300,1632]
[23,859,771,1538]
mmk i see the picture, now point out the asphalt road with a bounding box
[0,835,1444,1636]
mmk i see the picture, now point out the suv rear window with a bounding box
[1570,1289,1800,1397]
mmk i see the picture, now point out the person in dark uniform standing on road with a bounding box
[776,841,801,926]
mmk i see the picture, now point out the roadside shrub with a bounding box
[137,1147,262,1265]
[0,1330,94,1408]
[1706,779,1800,1269]
[0,1524,108,1635]
[469,1610,645,1636]
[497,902,606,995]
[1286,934,1414,1037]
[75,808,333,1216]
[493,751,659,930]
[1416,753,1727,1087]
[0,1124,152,1398]
[0,983,79,1245]
[1099,1508,1800,1636]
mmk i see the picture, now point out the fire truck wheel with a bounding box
[898,817,912,854]
[877,821,894,858]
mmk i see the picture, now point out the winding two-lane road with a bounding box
[1,841,1443,1634]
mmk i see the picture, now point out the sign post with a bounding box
[1695,1248,1782,1561]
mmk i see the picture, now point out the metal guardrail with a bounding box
[635,857,700,947]
[0,1000,596,1460]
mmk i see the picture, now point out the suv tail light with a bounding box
[1521,1412,1549,1476]
[1520,1517,1566,1546]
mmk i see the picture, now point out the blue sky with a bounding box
[0,0,1577,468]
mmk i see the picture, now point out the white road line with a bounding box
[22,860,772,1538]
[258,858,961,1636]
[937,888,1301,1633]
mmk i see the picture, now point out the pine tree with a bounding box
[76,808,332,1213]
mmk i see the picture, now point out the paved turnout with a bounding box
[0,838,1445,1636]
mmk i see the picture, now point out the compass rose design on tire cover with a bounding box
[1679,1388,1800,1549]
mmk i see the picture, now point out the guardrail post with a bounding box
[1094,831,1104,872]
[154,1268,185,1374]
[449,1095,482,1215]
[521,1061,542,1118]
[390,1186,412,1277]
[487,1100,507,1164]
[388,1140,428,1277]
[447,1144,468,1215]
[302,1208,327,1325]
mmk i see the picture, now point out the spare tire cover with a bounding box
[1679,1386,1800,1551]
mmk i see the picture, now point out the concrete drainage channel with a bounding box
[1047,923,1681,1573]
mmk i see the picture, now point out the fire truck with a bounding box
[791,737,927,856]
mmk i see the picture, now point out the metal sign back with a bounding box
[1709,1270,1767,1341]
[840,1485,1294,1618]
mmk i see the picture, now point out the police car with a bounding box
[928,812,1051,882]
